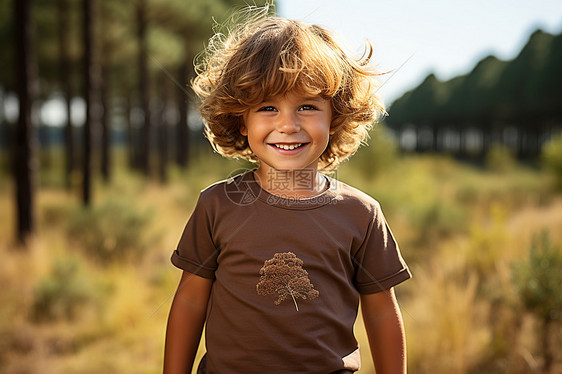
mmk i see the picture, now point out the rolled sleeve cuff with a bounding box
[171,250,216,279]
[356,267,412,294]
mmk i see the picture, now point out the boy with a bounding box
[164,8,411,374]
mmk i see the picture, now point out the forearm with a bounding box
[164,272,212,374]
[361,289,407,374]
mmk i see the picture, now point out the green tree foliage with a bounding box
[0,0,273,104]
[446,56,506,121]
[495,30,553,121]
[388,73,450,124]
[257,252,319,311]
[387,29,562,128]
[538,30,562,118]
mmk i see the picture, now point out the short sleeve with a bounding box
[352,203,411,293]
[171,193,219,279]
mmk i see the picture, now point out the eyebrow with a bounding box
[258,94,327,104]
[287,95,328,103]
[302,96,325,102]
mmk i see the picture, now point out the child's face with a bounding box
[241,91,334,174]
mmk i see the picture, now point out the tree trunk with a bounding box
[1,89,12,172]
[157,74,168,183]
[176,62,189,167]
[100,61,111,183]
[432,126,440,152]
[82,0,100,206]
[58,0,75,190]
[0,89,5,150]
[13,0,37,244]
[38,98,51,170]
[126,93,136,169]
[137,0,150,176]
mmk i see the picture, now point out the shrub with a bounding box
[347,124,399,179]
[466,204,508,281]
[411,197,468,248]
[31,257,94,322]
[42,201,74,228]
[542,132,562,189]
[66,198,152,264]
[485,143,516,172]
[511,230,562,323]
[511,230,562,372]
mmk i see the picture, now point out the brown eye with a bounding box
[299,105,317,111]
[257,106,276,112]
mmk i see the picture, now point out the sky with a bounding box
[278,0,562,104]
[5,0,562,127]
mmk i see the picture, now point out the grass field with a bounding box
[0,143,561,373]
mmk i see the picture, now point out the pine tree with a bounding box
[257,252,319,311]
[14,0,37,244]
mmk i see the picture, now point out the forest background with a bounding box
[1,0,562,373]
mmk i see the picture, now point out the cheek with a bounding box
[245,127,269,150]
[317,117,333,143]
[311,128,331,151]
[328,117,338,135]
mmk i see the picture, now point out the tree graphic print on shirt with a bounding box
[256,252,319,311]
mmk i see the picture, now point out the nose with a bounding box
[275,111,300,134]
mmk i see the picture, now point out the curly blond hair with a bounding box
[192,7,386,170]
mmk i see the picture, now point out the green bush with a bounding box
[346,124,399,179]
[66,198,152,264]
[542,132,562,189]
[511,230,562,322]
[31,257,94,322]
[42,202,74,228]
[466,205,507,281]
[485,143,516,172]
[413,197,468,244]
[511,230,562,371]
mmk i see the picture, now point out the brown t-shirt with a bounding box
[171,170,411,374]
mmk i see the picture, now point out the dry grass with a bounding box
[0,150,561,373]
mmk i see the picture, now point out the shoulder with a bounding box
[329,177,383,217]
[199,177,229,198]
[197,171,251,207]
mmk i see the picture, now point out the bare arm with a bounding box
[360,288,407,374]
[164,271,213,374]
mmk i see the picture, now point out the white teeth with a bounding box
[274,143,303,150]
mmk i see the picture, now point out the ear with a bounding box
[240,124,248,136]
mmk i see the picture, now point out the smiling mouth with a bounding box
[271,143,307,150]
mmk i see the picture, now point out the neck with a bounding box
[254,167,327,199]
